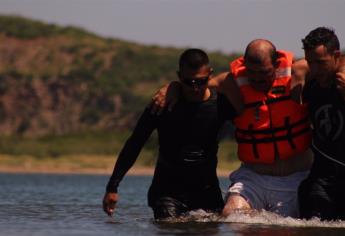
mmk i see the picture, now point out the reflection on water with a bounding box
[155,222,222,235]
[0,173,344,236]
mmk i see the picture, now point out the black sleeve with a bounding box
[302,78,314,104]
[217,93,237,121]
[106,107,158,193]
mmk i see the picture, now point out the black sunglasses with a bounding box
[182,76,209,87]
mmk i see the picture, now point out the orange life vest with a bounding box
[231,50,312,164]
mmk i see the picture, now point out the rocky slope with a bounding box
[0,15,236,137]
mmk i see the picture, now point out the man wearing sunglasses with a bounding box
[103,48,237,220]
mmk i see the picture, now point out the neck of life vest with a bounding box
[231,50,311,164]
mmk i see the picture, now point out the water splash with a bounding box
[160,209,345,228]
[220,210,345,228]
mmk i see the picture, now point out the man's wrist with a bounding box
[106,182,118,193]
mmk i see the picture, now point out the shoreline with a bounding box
[0,166,153,176]
[0,154,235,177]
[0,166,231,177]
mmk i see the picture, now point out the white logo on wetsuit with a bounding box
[180,145,206,162]
[314,104,343,141]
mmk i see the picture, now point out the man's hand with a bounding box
[336,71,345,100]
[150,81,181,115]
[103,192,119,217]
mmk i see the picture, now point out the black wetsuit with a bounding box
[299,79,345,220]
[106,90,236,219]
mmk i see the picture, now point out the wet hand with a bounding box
[336,72,345,100]
[103,192,119,217]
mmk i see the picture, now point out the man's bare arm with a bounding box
[209,72,244,114]
[291,59,309,103]
[291,58,309,87]
[208,72,229,92]
[150,71,244,115]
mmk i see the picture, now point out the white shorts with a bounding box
[227,165,309,218]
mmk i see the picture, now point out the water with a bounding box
[0,173,344,236]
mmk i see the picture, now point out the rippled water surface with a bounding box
[0,173,344,236]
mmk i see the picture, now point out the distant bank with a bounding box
[0,154,238,176]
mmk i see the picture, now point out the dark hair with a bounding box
[179,48,209,70]
[302,27,340,53]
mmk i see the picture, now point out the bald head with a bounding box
[244,39,277,65]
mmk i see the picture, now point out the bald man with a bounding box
[216,39,313,218]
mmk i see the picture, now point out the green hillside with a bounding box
[0,15,240,167]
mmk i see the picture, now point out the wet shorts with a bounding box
[151,197,189,219]
[227,165,309,218]
[299,176,345,221]
[149,186,224,220]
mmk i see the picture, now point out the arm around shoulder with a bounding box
[150,81,182,114]
[208,72,229,91]
[216,73,244,115]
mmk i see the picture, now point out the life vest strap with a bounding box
[285,116,296,150]
[236,126,310,144]
[244,95,291,109]
[248,124,260,159]
[236,116,309,135]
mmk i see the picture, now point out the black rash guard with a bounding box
[303,78,345,177]
[298,78,345,220]
[106,90,236,195]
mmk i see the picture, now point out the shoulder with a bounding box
[292,59,309,78]
[291,58,309,86]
